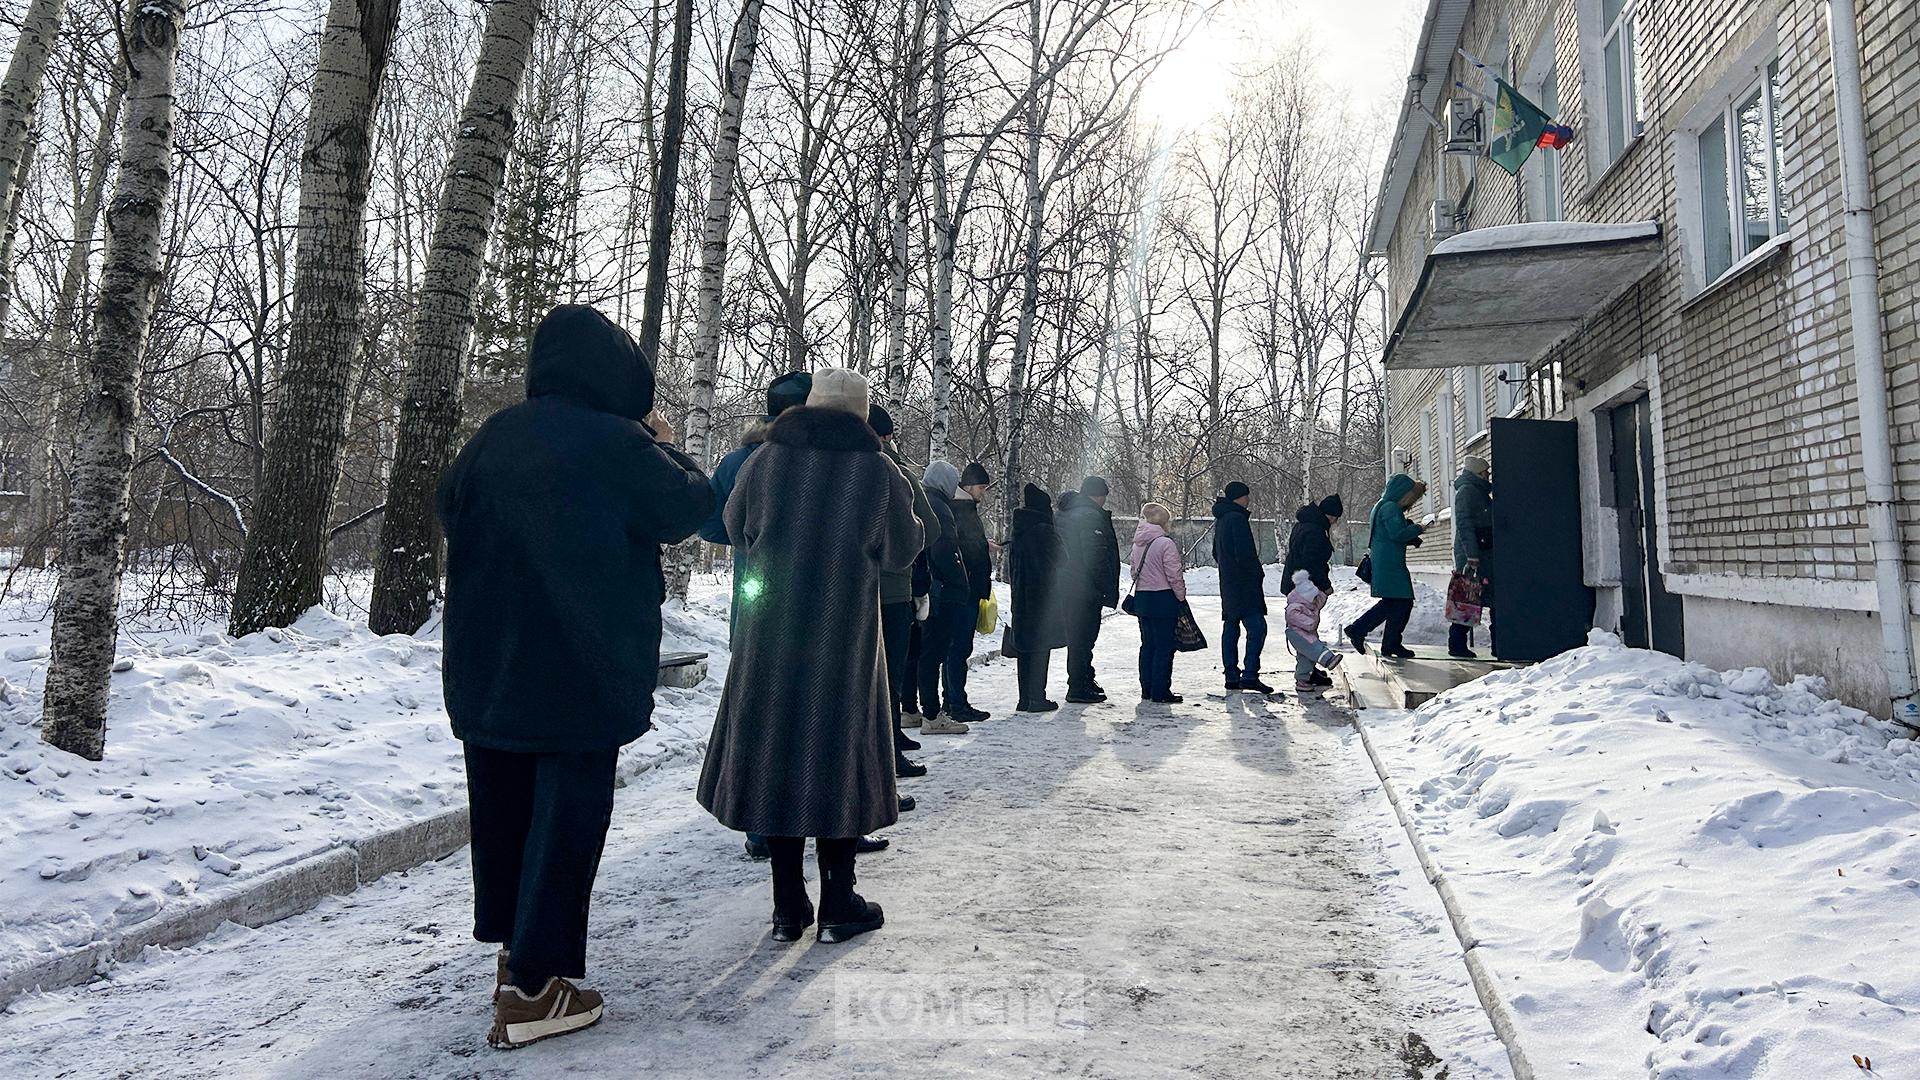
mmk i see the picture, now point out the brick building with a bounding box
[1369,0,1920,716]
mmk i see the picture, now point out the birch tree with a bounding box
[683,0,764,466]
[42,0,187,761]
[0,0,66,320]
[229,0,401,637]
[368,0,543,635]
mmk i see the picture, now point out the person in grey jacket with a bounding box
[1450,457,1493,658]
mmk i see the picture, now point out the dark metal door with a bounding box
[1612,393,1689,653]
[1611,404,1651,648]
[1490,417,1593,662]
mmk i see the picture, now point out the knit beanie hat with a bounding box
[764,371,812,418]
[1222,481,1250,501]
[1080,475,1109,498]
[867,403,896,437]
[959,461,992,488]
[1318,494,1344,519]
[807,367,870,418]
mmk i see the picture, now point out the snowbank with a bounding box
[1367,630,1920,1076]
[1321,567,1450,647]
[0,577,733,981]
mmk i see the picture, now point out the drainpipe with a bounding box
[1828,0,1920,729]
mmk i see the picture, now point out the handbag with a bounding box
[1173,601,1208,652]
[1122,533,1170,617]
[1445,559,1484,626]
[976,594,999,635]
[1356,552,1373,584]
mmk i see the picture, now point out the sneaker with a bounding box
[895,756,927,778]
[900,710,924,730]
[489,977,604,1049]
[1240,677,1277,695]
[920,711,970,735]
[896,731,922,751]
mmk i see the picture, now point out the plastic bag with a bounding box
[976,594,998,635]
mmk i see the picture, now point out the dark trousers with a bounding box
[942,598,980,711]
[918,597,954,717]
[1134,589,1179,697]
[1221,611,1268,679]
[1016,649,1052,705]
[1350,597,1415,652]
[464,743,618,992]
[902,617,924,712]
[1065,601,1101,693]
[1448,622,1475,655]
[881,600,914,726]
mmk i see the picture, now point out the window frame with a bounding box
[1600,0,1644,161]
[1696,62,1787,283]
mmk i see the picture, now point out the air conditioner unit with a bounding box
[1444,96,1483,154]
[1430,199,1459,240]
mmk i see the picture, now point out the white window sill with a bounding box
[1681,232,1792,312]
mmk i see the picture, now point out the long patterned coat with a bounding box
[697,406,924,838]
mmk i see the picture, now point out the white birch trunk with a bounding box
[0,0,64,293]
[229,0,401,637]
[925,0,955,463]
[42,0,187,761]
[367,0,541,635]
[1000,0,1044,521]
[683,0,763,468]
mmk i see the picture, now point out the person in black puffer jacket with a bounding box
[943,462,996,721]
[1054,477,1120,702]
[438,304,711,1040]
[1212,482,1272,694]
[1281,494,1343,687]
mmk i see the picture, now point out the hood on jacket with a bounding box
[739,418,772,449]
[1294,502,1330,527]
[1455,470,1492,497]
[1131,519,1169,555]
[1212,495,1250,520]
[766,405,881,452]
[1021,483,1052,513]
[923,460,960,499]
[1380,474,1417,507]
[1055,489,1088,514]
[526,304,653,423]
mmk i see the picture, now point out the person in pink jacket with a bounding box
[1129,502,1187,703]
[1284,570,1343,693]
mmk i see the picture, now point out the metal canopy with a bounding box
[1382,221,1664,371]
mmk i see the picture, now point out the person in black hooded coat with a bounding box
[1054,477,1120,701]
[1282,494,1343,593]
[437,304,710,1035]
[1007,483,1066,711]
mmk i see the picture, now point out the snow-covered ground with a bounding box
[0,597,1508,1078]
[1362,629,1920,1077]
[0,573,733,984]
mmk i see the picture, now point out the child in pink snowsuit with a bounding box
[1285,570,1342,692]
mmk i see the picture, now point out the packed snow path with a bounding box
[1,599,1507,1078]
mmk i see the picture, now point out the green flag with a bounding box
[1489,79,1550,175]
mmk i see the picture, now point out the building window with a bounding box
[1600,0,1643,160]
[1439,381,1458,485]
[1529,67,1563,219]
[1462,367,1488,436]
[1421,406,1438,511]
[1698,61,1788,280]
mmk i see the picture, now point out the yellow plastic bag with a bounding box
[976,594,999,635]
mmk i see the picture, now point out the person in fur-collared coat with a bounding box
[697,367,923,945]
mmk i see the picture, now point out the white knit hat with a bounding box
[807,366,870,418]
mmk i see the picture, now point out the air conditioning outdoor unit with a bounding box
[1430,199,1459,241]
[1444,96,1483,154]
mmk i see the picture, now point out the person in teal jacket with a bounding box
[1343,474,1427,658]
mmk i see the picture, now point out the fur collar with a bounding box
[739,419,772,448]
[766,405,880,452]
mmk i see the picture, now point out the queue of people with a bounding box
[437,303,1430,1052]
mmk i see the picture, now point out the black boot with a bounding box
[1448,623,1477,659]
[816,838,884,943]
[767,837,813,942]
[895,752,927,778]
[895,728,921,752]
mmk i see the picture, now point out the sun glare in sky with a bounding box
[1135,13,1241,133]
